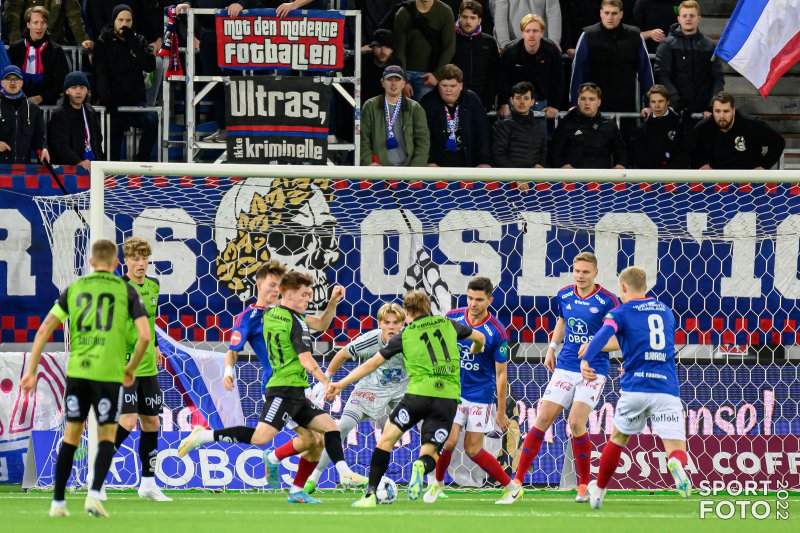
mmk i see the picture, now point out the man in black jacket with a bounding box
[48,72,106,169]
[93,4,158,161]
[452,1,498,110]
[633,84,688,168]
[654,1,724,118]
[7,7,69,106]
[550,82,627,168]
[497,14,562,118]
[0,65,48,164]
[692,92,785,170]
[492,81,547,168]
[420,64,490,167]
[88,0,163,48]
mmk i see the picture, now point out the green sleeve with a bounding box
[50,303,68,323]
[360,99,377,165]
[408,103,430,167]
[65,0,90,42]
[393,9,410,70]
[435,6,456,70]
[4,0,24,42]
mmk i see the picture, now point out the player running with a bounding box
[177,272,357,503]
[21,239,151,518]
[113,237,171,501]
[425,277,521,505]
[304,302,407,493]
[512,253,619,502]
[327,291,486,508]
[580,266,691,509]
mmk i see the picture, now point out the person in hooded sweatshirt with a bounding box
[633,84,689,169]
[7,6,69,106]
[0,65,48,164]
[48,71,106,169]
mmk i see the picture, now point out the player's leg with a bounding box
[306,407,362,493]
[652,393,690,497]
[513,400,563,484]
[569,374,607,502]
[424,420,461,502]
[115,377,140,449]
[85,381,126,517]
[52,379,92,516]
[412,398,458,502]
[305,412,358,484]
[133,376,169,500]
[286,427,325,503]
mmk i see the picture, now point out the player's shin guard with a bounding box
[471,449,512,486]
[572,433,592,487]
[366,448,391,494]
[291,457,319,493]
[419,454,437,475]
[54,442,78,501]
[139,431,159,478]
[596,441,625,489]
[435,448,453,482]
[213,426,255,444]
[514,427,545,483]
[91,441,117,491]
[115,425,131,449]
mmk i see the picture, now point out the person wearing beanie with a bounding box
[7,6,70,105]
[48,72,106,169]
[93,4,158,161]
[0,65,48,164]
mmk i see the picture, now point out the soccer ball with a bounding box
[375,476,397,504]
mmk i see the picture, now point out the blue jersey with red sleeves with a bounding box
[556,285,619,377]
[229,304,272,389]
[446,308,510,404]
[602,298,679,396]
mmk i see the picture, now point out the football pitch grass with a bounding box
[1,485,796,532]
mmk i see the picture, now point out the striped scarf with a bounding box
[454,21,482,38]
[23,38,48,84]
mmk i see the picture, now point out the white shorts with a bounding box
[342,388,402,423]
[543,369,606,409]
[453,399,495,434]
[613,391,686,440]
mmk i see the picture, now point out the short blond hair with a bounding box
[377,302,406,323]
[619,266,647,292]
[520,14,545,33]
[678,0,701,15]
[403,291,431,318]
[123,236,152,258]
[574,252,598,269]
[92,239,118,266]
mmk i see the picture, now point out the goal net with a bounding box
[31,165,800,491]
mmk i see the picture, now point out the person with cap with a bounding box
[48,72,106,170]
[0,65,48,165]
[360,65,430,166]
[7,6,70,106]
[92,4,158,162]
[360,29,403,104]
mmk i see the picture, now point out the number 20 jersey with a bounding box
[556,285,619,377]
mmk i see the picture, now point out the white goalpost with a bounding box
[29,162,800,492]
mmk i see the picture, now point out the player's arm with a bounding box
[223,349,239,390]
[20,311,64,394]
[305,285,344,332]
[495,360,510,431]
[578,334,620,358]
[545,317,566,372]
[124,284,151,387]
[450,319,485,353]
[580,323,617,381]
[327,330,401,399]
[290,314,330,386]
[298,350,332,386]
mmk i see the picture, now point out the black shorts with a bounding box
[260,386,325,431]
[389,393,458,449]
[65,377,123,425]
[121,375,163,417]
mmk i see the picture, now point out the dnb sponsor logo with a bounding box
[698,480,790,520]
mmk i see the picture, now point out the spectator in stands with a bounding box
[93,4,158,162]
[654,1,724,120]
[570,0,653,115]
[0,65,48,164]
[452,1,498,110]
[493,0,561,49]
[393,0,456,101]
[361,29,402,103]
[497,14,561,118]
[175,1,258,143]
[3,0,92,48]
[551,82,627,168]
[443,0,493,35]
[633,0,679,54]
[47,71,105,169]
[492,80,547,168]
[692,92,785,170]
[420,64,490,167]
[358,0,403,47]
[559,0,600,57]
[88,1,163,50]
[633,84,688,168]
[7,7,69,105]
[360,65,429,166]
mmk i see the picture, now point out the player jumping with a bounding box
[425,277,521,505]
[512,253,619,502]
[580,266,691,509]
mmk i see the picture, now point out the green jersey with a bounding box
[379,315,473,400]
[51,271,147,382]
[123,275,160,377]
[263,305,313,389]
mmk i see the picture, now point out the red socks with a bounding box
[275,439,300,461]
[471,449,512,486]
[597,440,625,489]
[292,457,318,489]
[435,448,453,482]
[669,449,688,467]
[514,427,545,484]
[572,433,592,486]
